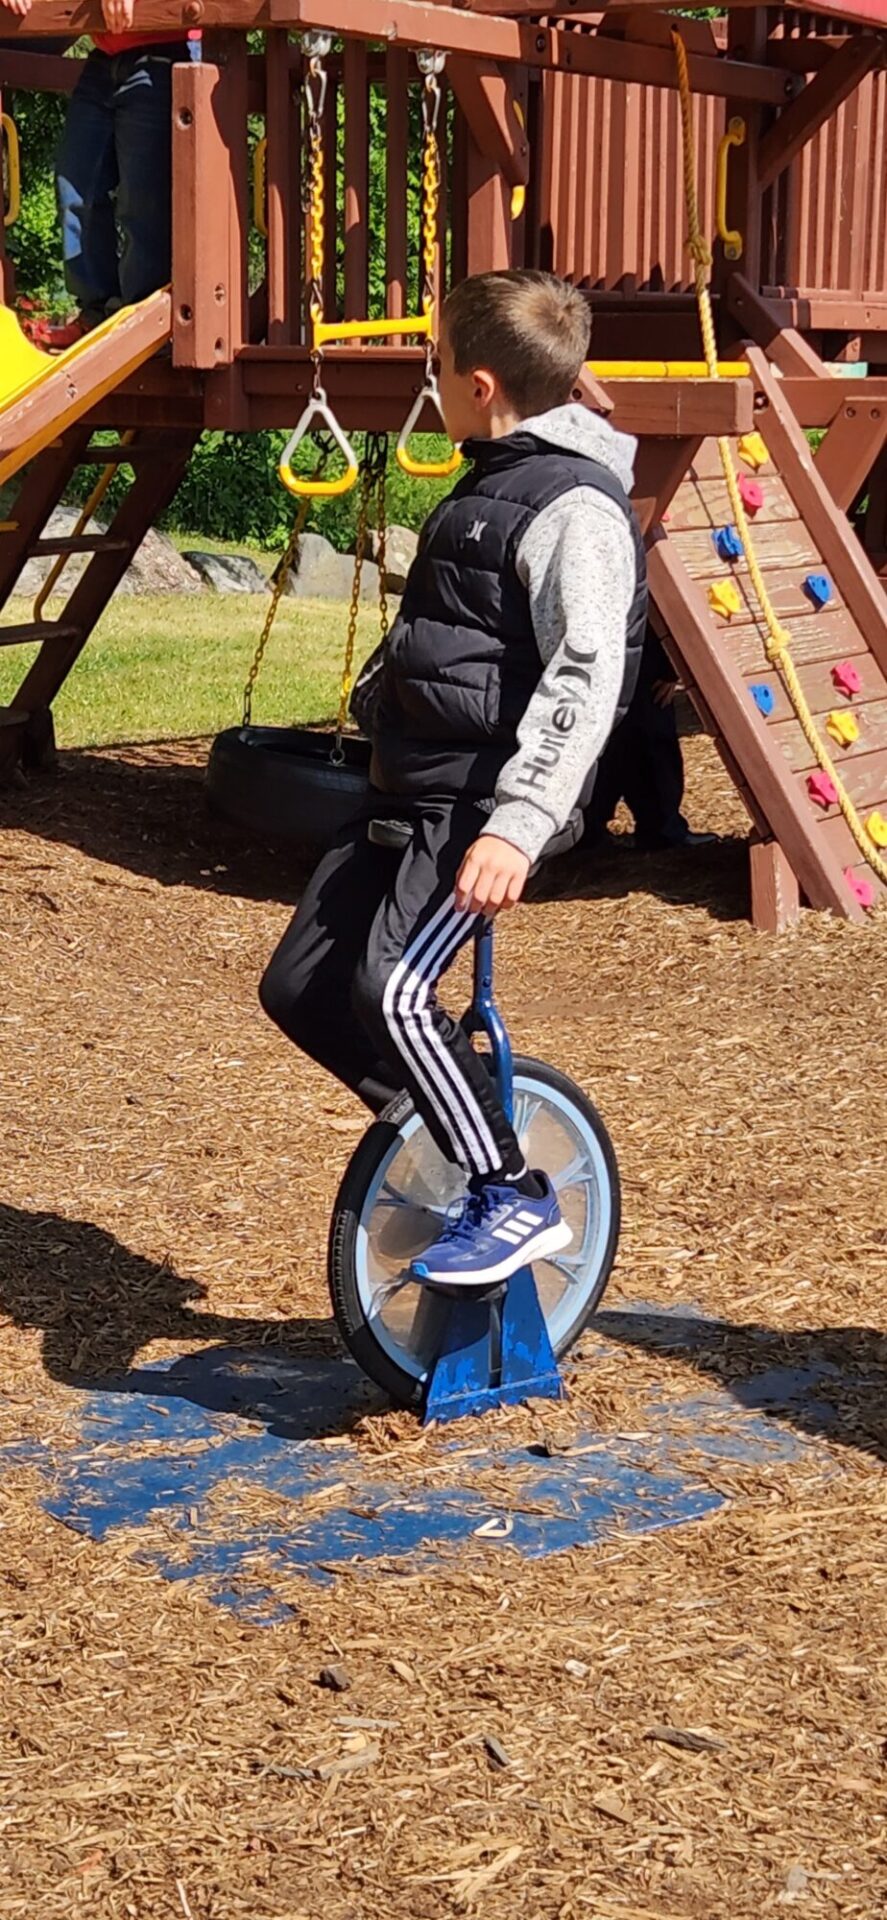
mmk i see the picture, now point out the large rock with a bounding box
[279,529,381,605]
[12,508,202,598]
[181,549,270,594]
[371,522,418,594]
[115,528,202,596]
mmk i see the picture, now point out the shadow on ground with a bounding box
[2,741,751,920]
[594,1306,887,1467]
[0,1199,341,1403]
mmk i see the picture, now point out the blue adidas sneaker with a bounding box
[410,1175,572,1289]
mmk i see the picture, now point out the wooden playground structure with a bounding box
[3,2,887,928]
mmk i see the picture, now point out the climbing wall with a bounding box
[650,420,887,925]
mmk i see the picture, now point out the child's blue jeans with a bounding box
[56,44,195,325]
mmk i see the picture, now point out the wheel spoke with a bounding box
[513,1090,543,1143]
[545,1252,587,1286]
[552,1154,599,1195]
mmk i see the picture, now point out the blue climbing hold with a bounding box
[803,572,832,608]
[750,682,775,717]
[713,524,743,563]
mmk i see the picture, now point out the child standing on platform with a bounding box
[1,0,199,345]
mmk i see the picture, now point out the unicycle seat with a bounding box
[327,916,621,1418]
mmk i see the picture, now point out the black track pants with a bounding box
[259,799,524,1180]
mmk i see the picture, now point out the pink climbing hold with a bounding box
[844,868,875,910]
[832,660,862,698]
[738,474,764,514]
[807,770,838,810]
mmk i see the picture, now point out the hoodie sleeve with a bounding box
[482,487,635,864]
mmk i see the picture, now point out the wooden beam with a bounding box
[385,46,409,320]
[815,398,887,513]
[0,429,90,610]
[725,273,828,377]
[448,57,529,188]
[757,35,883,193]
[648,535,864,922]
[746,343,887,680]
[630,438,703,541]
[268,1,794,105]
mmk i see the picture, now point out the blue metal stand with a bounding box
[421,920,564,1423]
[423,1266,564,1424]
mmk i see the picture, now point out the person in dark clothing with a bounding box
[259,270,647,1289]
[584,621,716,851]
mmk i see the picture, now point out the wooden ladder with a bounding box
[649,349,887,930]
[0,423,197,774]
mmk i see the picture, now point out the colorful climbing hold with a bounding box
[866,809,887,848]
[713,524,743,562]
[803,572,832,609]
[844,868,875,910]
[807,770,838,810]
[825,709,860,748]
[708,578,743,619]
[738,474,764,513]
[750,682,775,716]
[832,660,862,698]
[737,431,769,471]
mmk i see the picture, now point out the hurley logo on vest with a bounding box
[465,519,487,543]
[515,637,599,792]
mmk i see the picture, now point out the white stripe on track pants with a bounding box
[258,797,525,1180]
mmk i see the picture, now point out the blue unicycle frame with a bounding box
[462,920,514,1122]
[423,918,563,1424]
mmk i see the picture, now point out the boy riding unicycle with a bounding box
[260,269,646,1294]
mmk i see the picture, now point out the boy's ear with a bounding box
[471,367,498,409]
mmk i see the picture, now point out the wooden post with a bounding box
[714,9,768,304]
[265,31,299,345]
[172,40,248,370]
[343,40,368,324]
[385,46,409,318]
[749,838,801,933]
[465,139,511,274]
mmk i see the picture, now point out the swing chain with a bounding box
[334,434,389,761]
[418,52,445,393]
[242,435,333,727]
[303,31,332,403]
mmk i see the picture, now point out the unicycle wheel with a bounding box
[328,1054,621,1407]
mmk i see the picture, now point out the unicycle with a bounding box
[328,918,621,1410]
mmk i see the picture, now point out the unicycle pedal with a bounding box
[422,1264,564,1425]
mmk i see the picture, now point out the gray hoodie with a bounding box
[481,404,638,865]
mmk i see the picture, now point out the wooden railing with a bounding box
[3,7,887,375]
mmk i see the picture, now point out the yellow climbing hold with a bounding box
[825,709,860,748]
[708,578,743,619]
[737,431,769,471]
[866,809,887,848]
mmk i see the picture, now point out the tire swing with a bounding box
[205,33,460,855]
[206,433,388,853]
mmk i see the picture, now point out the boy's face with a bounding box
[437,322,500,443]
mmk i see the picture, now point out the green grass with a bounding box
[0,593,381,748]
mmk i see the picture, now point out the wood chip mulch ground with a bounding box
[0,735,884,1918]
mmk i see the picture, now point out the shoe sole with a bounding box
[413,1218,573,1289]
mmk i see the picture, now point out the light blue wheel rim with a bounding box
[352,1066,615,1386]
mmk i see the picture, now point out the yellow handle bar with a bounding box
[253,136,267,239]
[2,114,21,230]
[396,380,462,480]
[716,117,745,263]
[313,312,433,349]
[278,397,360,499]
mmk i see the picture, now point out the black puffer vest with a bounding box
[363,428,647,811]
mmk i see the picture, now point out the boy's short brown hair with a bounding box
[442,270,591,415]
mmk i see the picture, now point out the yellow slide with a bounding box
[0,289,172,489]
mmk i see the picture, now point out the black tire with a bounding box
[206,726,370,851]
[328,1055,621,1407]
